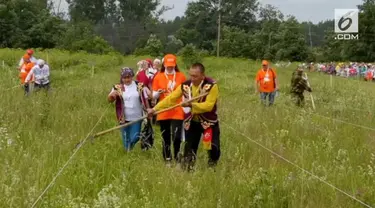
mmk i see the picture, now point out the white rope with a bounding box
[314,113,375,131]
[30,105,110,208]
[4,85,20,91]
[222,123,373,208]
[283,105,375,132]
[322,106,371,113]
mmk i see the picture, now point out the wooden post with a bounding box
[305,73,316,110]
[330,74,333,87]
[216,0,221,57]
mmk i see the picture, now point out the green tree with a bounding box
[178,44,202,69]
[164,36,184,54]
[59,22,114,54]
[274,16,309,61]
[214,26,252,57]
[67,0,106,24]
[0,0,65,48]
[176,0,259,51]
[134,34,163,56]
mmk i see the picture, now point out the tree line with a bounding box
[1,0,374,62]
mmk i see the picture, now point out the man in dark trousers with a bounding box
[147,63,220,172]
[290,66,312,106]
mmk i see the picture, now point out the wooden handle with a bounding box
[305,73,316,109]
[304,73,311,87]
[92,92,209,138]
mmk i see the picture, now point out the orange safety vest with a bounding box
[19,62,35,84]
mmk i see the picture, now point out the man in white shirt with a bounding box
[25,59,51,92]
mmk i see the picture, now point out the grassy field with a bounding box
[0,49,375,208]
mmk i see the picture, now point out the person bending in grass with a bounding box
[108,67,151,152]
[147,63,220,172]
[25,59,51,93]
[19,54,35,96]
[18,49,37,70]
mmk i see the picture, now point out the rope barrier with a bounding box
[30,105,110,208]
[222,122,373,208]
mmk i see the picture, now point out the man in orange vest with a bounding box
[19,54,35,95]
[18,49,37,70]
[255,60,279,106]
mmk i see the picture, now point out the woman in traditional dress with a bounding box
[108,67,151,151]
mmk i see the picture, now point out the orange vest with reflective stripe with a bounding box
[19,62,35,84]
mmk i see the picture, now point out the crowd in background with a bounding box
[304,62,375,81]
[17,49,51,95]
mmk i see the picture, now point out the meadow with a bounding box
[0,49,375,208]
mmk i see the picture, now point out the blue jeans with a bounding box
[120,120,142,151]
[260,91,276,106]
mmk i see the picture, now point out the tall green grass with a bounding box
[0,49,374,207]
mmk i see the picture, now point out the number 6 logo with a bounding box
[334,9,358,33]
[338,13,353,31]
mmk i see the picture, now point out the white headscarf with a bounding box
[136,60,148,76]
[153,58,161,65]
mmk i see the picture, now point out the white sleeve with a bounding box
[152,91,160,99]
[31,57,37,63]
[34,67,43,80]
[25,67,35,83]
[19,58,24,67]
[143,87,150,99]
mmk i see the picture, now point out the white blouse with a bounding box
[109,81,143,121]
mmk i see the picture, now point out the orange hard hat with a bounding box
[262,60,269,66]
[163,54,177,67]
[27,49,34,55]
[23,54,30,60]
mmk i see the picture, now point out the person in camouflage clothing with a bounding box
[290,67,312,106]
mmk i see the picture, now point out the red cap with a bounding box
[146,59,153,67]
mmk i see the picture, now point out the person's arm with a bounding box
[152,75,164,99]
[107,88,119,103]
[152,89,162,99]
[18,58,23,68]
[31,57,37,63]
[191,84,219,114]
[153,85,183,111]
[152,74,159,96]
[300,78,312,92]
[143,87,151,99]
[25,67,35,83]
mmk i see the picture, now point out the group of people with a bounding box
[254,60,312,107]
[108,56,313,172]
[17,49,51,95]
[306,62,375,81]
[14,49,313,171]
[107,54,220,172]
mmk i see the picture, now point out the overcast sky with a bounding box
[54,0,362,23]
